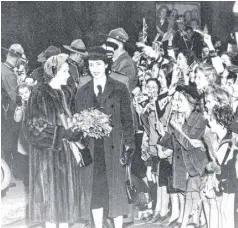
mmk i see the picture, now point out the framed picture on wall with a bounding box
[156,1,201,35]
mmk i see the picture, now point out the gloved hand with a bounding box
[63,129,83,142]
[120,146,134,166]
[206,162,221,174]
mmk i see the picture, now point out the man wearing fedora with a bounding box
[106,28,137,92]
[63,39,90,89]
[1,44,25,176]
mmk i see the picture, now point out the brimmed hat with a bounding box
[37,46,61,63]
[44,53,69,78]
[63,39,88,55]
[87,46,108,61]
[2,44,26,60]
[107,28,129,43]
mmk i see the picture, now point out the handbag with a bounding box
[67,141,92,167]
[125,164,138,204]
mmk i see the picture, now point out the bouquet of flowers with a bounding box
[67,108,112,139]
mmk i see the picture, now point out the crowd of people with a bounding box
[1,6,238,228]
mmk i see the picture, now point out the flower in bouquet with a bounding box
[68,108,112,139]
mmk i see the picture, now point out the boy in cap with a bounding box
[106,28,137,92]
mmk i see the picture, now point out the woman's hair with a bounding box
[177,49,197,67]
[195,63,218,85]
[204,86,231,106]
[16,82,32,95]
[157,5,169,17]
[146,78,161,93]
[44,53,69,83]
[87,46,111,75]
[212,104,234,129]
[227,70,238,83]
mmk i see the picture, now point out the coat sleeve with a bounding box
[24,88,64,150]
[120,84,135,149]
[119,59,137,91]
[159,132,174,150]
[24,120,64,150]
[2,71,18,104]
[74,87,87,113]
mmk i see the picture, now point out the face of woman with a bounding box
[177,93,189,113]
[192,11,199,20]
[171,93,190,125]
[208,116,223,134]
[146,81,159,97]
[160,8,167,19]
[204,94,217,114]
[202,47,210,59]
[89,60,107,79]
[158,70,168,89]
[177,17,185,30]
[18,87,31,101]
[56,62,70,86]
[221,54,232,67]
[151,64,159,79]
[184,11,192,22]
[171,9,178,19]
[195,69,209,90]
[177,53,188,70]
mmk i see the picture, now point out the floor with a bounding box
[1,179,177,228]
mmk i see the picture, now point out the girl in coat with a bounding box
[75,47,135,228]
[24,54,81,228]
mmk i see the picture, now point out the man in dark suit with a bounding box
[106,28,137,92]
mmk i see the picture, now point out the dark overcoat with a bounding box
[160,110,209,191]
[75,77,135,219]
[111,51,137,92]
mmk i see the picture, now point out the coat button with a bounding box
[177,156,180,159]
[111,145,114,149]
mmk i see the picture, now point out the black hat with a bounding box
[87,46,108,61]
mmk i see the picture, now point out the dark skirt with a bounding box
[90,138,109,210]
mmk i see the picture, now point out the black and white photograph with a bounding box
[1,1,238,228]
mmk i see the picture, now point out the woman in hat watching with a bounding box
[24,54,81,228]
[75,47,135,228]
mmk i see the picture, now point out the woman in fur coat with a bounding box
[24,54,81,228]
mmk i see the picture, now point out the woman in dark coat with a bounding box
[75,47,135,228]
[24,54,81,228]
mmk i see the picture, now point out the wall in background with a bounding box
[1,1,237,69]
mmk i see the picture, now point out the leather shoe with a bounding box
[84,221,94,228]
[103,218,114,228]
[156,210,171,224]
[164,218,178,227]
[146,211,161,223]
